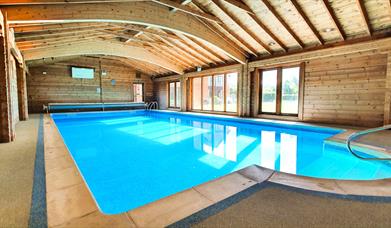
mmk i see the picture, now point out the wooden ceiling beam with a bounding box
[12,22,107,33]
[172,35,217,65]
[100,29,171,47]
[151,0,222,23]
[15,25,111,41]
[154,34,208,66]
[17,31,111,45]
[258,0,304,49]
[211,0,272,55]
[2,2,246,63]
[141,33,196,67]
[185,36,227,63]
[114,24,179,40]
[0,0,146,5]
[190,0,249,57]
[247,13,287,52]
[289,0,324,45]
[319,0,346,41]
[355,0,372,36]
[22,40,185,74]
[221,0,254,15]
[176,32,226,63]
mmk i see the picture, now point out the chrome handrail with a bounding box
[145,101,158,110]
[346,124,391,160]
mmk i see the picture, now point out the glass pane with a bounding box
[281,67,300,114]
[169,82,175,107]
[226,72,238,112]
[213,75,224,111]
[133,84,143,102]
[176,81,181,108]
[192,78,201,110]
[261,70,277,113]
[202,76,212,111]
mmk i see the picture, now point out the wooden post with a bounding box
[180,76,187,112]
[239,62,250,117]
[16,63,28,120]
[0,11,15,143]
[384,52,391,125]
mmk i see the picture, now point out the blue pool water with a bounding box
[52,110,391,214]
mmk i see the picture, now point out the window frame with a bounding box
[132,82,144,102]
[258,63,304,119]
[190,71,238,114]
[168,80,181,109]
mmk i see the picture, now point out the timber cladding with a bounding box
[303,52,388,127]
[27,56,153,113]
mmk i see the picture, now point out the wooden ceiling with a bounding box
[1,0,390,76]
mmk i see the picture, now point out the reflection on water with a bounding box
[192,120,298,175]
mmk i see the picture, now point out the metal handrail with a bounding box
[145,101,158,110]
[346,124,391,161]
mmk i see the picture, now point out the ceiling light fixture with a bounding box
[268,41,276,46]
[323,28,334,32]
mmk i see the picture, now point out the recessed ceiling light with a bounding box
[268,41,276,46]
[323,28,334,32]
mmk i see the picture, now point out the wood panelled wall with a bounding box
[27,56,153,113]
[303,52,388,127]
[153,45,390,127]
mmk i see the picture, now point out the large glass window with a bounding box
[213,74,224,111]
[169,81,181,108]
[191,72,238,113]
[192,77,202,110]
[202,76,213,111]
[281,67,300,114]
[133,83,144,102]
[226,72,238,112]
[259,66,301,116]
[261,70,277,113]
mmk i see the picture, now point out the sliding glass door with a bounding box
[191,72,238,113]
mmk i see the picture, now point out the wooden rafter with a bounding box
[14,25,111,41]
[151,0,222,23]
[100,29,170,47]
[211,0,272,55]
[2,2,246,63]
[259,0,304,48]
[141,33,195,68]
[247,13,287,52]
[222,0,287,52]
[176,33,226,63]
[319,0,346,40]
[190,0,249,57]
[221,0,254,15]
[289,0,324,45]
[185,36,227,63]
[154,34,208,66]
[355,0,372,36]
[114,24,179,40]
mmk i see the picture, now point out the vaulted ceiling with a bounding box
[1,0,390,76]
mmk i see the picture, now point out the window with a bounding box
[202,76,212,111]
[213,75,224,111]
[192,77,202,110]
[191,72,238,113]
[226,73,238,112]
[259,66,301,116]
[133,83,144,102]
[169,81,181,108]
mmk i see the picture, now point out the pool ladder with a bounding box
[145,101,159,110]
[346,124,391,161]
